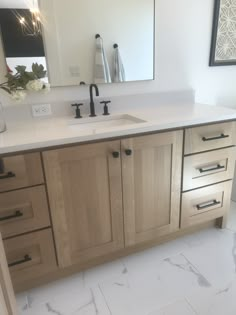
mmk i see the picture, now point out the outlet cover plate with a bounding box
[32,104,52,117]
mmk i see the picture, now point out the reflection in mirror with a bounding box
[0,0,155,87]
[40,0,155,86]
[0,0,48,81]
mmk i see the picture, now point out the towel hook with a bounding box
[113,44,118,49]
[95,34,101,39]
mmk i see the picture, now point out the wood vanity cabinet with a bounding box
[181,122,236,228]
[0,152,57,291]
[43,140,124,268]
[43,131,183,267]
[122,131,183,246]
[1,121,235,293]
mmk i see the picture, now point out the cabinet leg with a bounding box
[216,215,228,229]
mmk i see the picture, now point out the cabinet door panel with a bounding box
[0,233,17,315]
[122,131,183,246]
[43,141,124,267]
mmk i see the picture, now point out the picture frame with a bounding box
[210,0,236,66]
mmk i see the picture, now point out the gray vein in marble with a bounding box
[90,289,99,314]
[185,298,198,314]
[164,254,211,288]
[232,233,236,272]
[46,302,63,315]
[114,282,125,287]
[71,288,99,315]
[22,303,28,311]
[26,294,34,308]
[216,283,232,296]
[82,271,85,288]
[98,284,112,315]
[122,267,128,274]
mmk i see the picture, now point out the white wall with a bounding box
[0,0,236,108]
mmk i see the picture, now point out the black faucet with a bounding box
[89,84,99,117]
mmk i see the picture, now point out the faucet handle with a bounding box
[100,101,111,116]
[71,103,83,119]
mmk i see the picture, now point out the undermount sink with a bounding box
[68,114,146,132]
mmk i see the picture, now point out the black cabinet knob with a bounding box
[125,149,132,156]
[112,152,120,158]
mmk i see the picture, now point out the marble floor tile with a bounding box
[16,202,236,315]
[16,292,28,313]
[98,253,211,315]
[26,273,84,309]
[84,259,125,288]
[187,276,236,315]
[123,238,188,276]
[182,228,236,288]
[19,286,110,315]
[148,299,196,315]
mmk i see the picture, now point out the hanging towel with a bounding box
[94,35,111,84]
[113,44,126,83]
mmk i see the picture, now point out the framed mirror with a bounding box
[0,0,155,87]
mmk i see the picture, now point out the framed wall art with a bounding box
[210,0,236,66]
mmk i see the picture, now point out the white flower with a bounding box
[43,82,50,93]
[26,79,44,92]
[10,90,26,101]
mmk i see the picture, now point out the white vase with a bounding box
[0,102,6,133]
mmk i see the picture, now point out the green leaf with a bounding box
[15,65,27,75]
[32,63,47,79]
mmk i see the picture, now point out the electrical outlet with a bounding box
[32,104,52,117]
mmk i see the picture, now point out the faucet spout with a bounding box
[89,84,99,117]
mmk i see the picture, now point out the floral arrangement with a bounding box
[0,63,50,101]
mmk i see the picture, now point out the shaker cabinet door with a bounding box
[43,141,124,268]
[122,131,183,246]
[0,233,17,315]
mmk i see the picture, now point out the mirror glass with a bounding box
[0,0,155,87]
[0,1,48,80]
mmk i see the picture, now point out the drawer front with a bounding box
[181,181,232,228]
[185,122,235,155]
[0,186,50,239]
[4,229,57,289]
[0,153,44,193]
[183,147,236,191]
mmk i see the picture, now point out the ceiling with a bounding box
[0,0,36,9]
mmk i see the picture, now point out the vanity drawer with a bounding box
[183,147,236,191]
[185,122,235,155]
[0,153,44,193]
[4,229,57,289]
[0,186,50,239]
[181,181,232,228]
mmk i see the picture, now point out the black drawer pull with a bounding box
[8,254,32,268]
[197,199,221,210]
[0,210,23,222]
[202,134,229,142]
[125,149,132,156]
[112,152,120,158]
[0,171,16,180]
[199,164,225,173]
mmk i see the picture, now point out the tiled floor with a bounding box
[17,202,236,315]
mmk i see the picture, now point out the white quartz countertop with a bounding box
[1,103,236,154]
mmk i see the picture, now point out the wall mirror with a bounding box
[0,0,155,87]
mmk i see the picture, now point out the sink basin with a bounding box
[68,114,146,132]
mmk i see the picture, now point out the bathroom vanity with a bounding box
[0,103,236,297]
